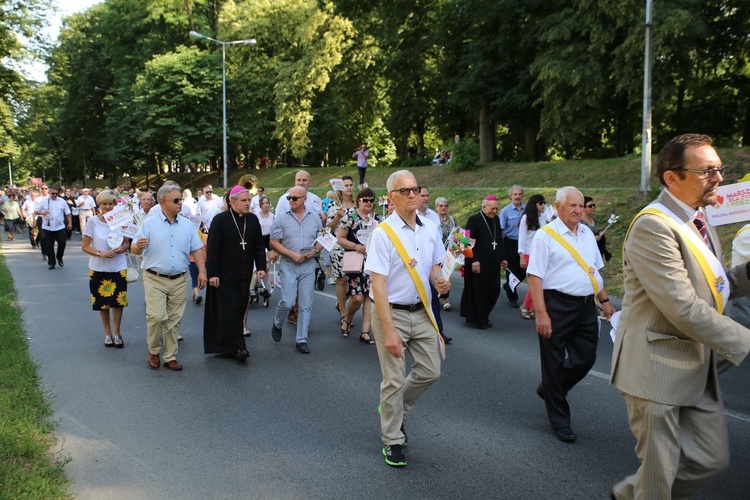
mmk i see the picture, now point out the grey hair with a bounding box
[386,169,416,192]
[555,186,583,204]
[509,185,524,197]
[157,182,181,203]
[434,196,449,206]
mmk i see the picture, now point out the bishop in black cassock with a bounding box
[203,187,267,361]
[460,195,506,328]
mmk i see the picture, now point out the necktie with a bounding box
[693,210,712,250]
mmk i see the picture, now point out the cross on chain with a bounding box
[240,240,246,250]
[491,241,497,250]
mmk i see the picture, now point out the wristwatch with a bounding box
[96,251,101,257]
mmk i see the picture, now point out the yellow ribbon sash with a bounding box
[625,204,728,314]
[379,221,445,360]
[540,225,600,295]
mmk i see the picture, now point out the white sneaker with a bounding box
[327,276,336,285]
[442,302,451,311]
[177,335,184,341]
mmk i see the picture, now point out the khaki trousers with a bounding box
[143,272,188,362]
[371,303,441,446]
[612,387,729,500]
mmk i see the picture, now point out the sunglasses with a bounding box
[41,187,49,190]
[205,190,212,193]
[586,204,596,208]
[390,187,421,196]
[172,197,183,204]
[360,198,375,203]
[286,195,305,202]
[537,201,546,205]
[50,192,59,196]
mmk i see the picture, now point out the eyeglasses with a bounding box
[360,198,375,203]
[172,197,183,204]
[286,195,305,202]
[585,204,595,208]
[205,190,212,193]
[50,192,59,196]
[390,187,421,196]
[674,166,726,179]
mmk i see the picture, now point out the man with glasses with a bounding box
[611,134,750,499]
[197,184,224,230]
[132,183,207,371]
[269,186,323,354]
[275,170,324,223]
[34,186,72,270]
[500,185,526,307]
[366,170,450,467]
[250,186,265,213]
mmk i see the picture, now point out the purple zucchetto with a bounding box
[484,195,498,201]
[229,185,247,196]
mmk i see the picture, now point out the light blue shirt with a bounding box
[135,212,204,275]
[500,202,525,240]
[270,209,323,269]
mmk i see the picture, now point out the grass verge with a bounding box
[0,245,70,499]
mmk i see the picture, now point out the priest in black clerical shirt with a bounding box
[460,195,506,329]
[203,185,267,361]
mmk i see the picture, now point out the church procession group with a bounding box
[5,133,750,497]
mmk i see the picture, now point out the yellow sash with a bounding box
[625,204,728,314]
[379,221,445,359]
[540,225,600,295]
[736,225,750,239]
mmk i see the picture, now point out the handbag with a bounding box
[125,253,140,283]
[342,250,365,274]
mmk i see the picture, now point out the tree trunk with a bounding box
[742,91,750,147]
[523,127,538,162]
[479,96,496,162]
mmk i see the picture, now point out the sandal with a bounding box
[520,305,533,320]
[341,317,353,337]
[104,335,114,347]
[359,331,375,345]
[113,335,124,348]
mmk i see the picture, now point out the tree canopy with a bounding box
[4,0,750,186]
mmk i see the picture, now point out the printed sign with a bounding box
[441,250,456,281]
[706,181,750,226]
[104,202,135,230]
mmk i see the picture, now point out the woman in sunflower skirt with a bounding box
[81,190,130,347]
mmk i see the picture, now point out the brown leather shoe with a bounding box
[163,360,183,371]
[148,353,160,370]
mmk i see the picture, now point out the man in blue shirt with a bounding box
[132,183,207,371]
[499,185,525,307]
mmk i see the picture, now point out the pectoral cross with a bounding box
[491,240,497,250]
[240,240,246,250]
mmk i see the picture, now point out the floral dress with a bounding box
[340,209,382,296]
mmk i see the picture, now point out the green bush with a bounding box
[451,138,480,171]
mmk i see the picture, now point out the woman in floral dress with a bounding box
[81,190,130,347]
[336,188,381,344]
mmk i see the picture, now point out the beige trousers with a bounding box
[612,387,729,500]
[371,303,441,446]
[143,272,188,362]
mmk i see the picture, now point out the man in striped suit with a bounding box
[611,134,750,499]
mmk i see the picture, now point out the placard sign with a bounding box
[705,181,750,226]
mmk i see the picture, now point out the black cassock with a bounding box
[203,209,267,354]
[460,211,505,326]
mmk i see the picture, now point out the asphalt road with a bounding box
[5,233,750,499]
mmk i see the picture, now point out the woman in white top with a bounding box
[81,190,131,347]
[517,194,548,320]
[181,188,199,216]
[325,175,356,318]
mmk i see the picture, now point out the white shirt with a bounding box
[518,212,550,255]
[365,213,444,305]
[197,196,224,228]
[418,207,442,239]
[35,196,71,231]
[257,211,274,236]
[83,217,128,272]
[527,216,604,297]
[275,190,323,218]
[77,194,96,211]
[251,194,262,213]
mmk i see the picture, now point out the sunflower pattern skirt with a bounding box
[89,269,129,311]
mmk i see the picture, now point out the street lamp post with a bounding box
[189,31,256,191]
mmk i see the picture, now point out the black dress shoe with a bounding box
[295,342,310,354]
[554,427,576,442]
[48,264,55,270]
[236,349,250,362]
[271,322,282,342]
[440,332,452,344]
[58,259,64,267]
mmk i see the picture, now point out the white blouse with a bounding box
[83,217,128,273]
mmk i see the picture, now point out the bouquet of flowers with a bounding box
[446,227,475,277]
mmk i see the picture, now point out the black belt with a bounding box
[390,302,424,312]
[545,289,595,303]
[146,269,186,280]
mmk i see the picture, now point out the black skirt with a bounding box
[89,269,129,311]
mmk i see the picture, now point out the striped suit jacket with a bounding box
[611,190,750,405]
